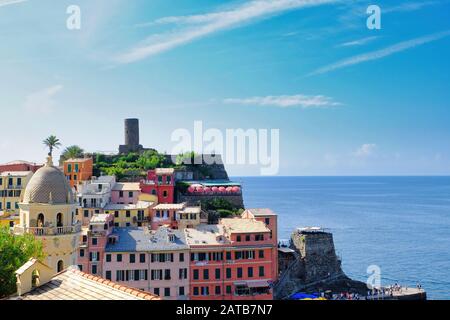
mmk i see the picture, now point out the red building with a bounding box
[0,160,42,173]
[187,216,277,300]
[140,168,175,204]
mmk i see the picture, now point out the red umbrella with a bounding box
[211,187,219,193]
[204,187,211,194]
[188,186,195,193]
[218,187,226,193]
[232,187,241,193]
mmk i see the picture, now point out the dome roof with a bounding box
[23,157,74,205]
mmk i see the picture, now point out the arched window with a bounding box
[37,214,45,228]
[57,260,64,273]
[56,213,63,227]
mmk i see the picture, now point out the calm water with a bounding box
[234,176,450,300]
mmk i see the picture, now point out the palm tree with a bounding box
[61,145,85,161]
[43,135,61,157]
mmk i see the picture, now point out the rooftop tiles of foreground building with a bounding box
[11,259,160,300]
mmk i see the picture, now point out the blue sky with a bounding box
[0,0,449,176]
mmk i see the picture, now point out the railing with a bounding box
[14,223,82,236]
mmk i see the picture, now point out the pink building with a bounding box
[111,182,141,204]
[149,203,187,230]
[140,168,175,204]
[77,214,114,276]
[103,226,190,300]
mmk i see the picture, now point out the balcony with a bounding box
[14,222,82,236]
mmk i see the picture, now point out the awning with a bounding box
[247,280,271,288]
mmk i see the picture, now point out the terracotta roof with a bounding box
[153,203,186,210]
[155,168,175,175]
[245,208,277,216]
[113,182,141,191]
[221,218,271,234]
[18,268,160,300]
[64,158,92,163]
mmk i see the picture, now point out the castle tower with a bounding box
[119,118,143,154]
[15,156,81,274]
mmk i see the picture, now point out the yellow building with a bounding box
[0,211,20,228]
[0,171,33,214]
[14,156,81,274]
[104,201,153,228]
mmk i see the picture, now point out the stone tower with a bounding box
[119,118,144,154]
[15,156,81,274]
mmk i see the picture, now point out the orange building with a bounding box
[64,158,93,189]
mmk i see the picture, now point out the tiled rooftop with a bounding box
[112,182,141,191]
[0,171,32,177]
[90,214,111,224]
[185,224,228,246]
[153,203,186,210]
[245,208,277,216]
[221,218,271,234]
[106,227,189,252]
[105,201,153,210]
[155,168,175,175]
[17,268,160,300]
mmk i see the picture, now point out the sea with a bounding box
[234,176,450,300]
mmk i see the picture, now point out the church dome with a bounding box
[23,157,74,205]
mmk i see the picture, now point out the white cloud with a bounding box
[354,144,377,158]
[223,94,342,108]
[384,1,441,13]
[338,36,379,47]
[115,0,337,64]
[0,0,27,7]
[310,30,450,75]
[24,85,63,114]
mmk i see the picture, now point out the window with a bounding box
[78,265,83,272]
[226,252,232,261]
[117,254,122,262]
[75,164,79,173]
[193,287,199,296]
[237,235,241,242]
[130,254,136,263]
[126,210,131,218]
[84,210,89,218]
[215,269,221,280]
[68,164,72,173]
[248,267,254,278]
[119,191,124,198]
[235,251,242,260]
[237,268,243,279]
[179,268,188,280]
[246,235,251,242]
[193,269,199,280]
[179,287,185,296]
[226,286,232,295]
[164,288,171,297]
[215,286,221,295]
[259,250,265,259]
[90,252,99,262]
[179,253,185,262]
[73,175,77,181]
[116,270,125,281]
[114,211,119,218]
[167,176,172,184]
[226,268,232,279]
[79,249,85,258]
[128,191,133,198]
[259,266,265,277]
[92,265,97,274]
[201,287,209,296]
[265,218,270,226]
[154,288,160,296]
[126,223,131,227]
[163,191,168,198]
[151,270,163,281]
[255,234,264,241]
[140,254,146,263]
[92,238,98,246]
[106,271,112,280]
[203,269,209,280]
[106,254,111,262]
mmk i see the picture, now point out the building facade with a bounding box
[64,158,93,189]
[111,182,141,204]
[14,157,81,274]
[140,168,175,204]
[0,171,33,214]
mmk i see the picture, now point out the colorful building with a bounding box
[186,217,276,300]
[104,226,190,299]
[0,171,33,214]
[140,168,175,204]
[0,160,41,174]
[14,156,82,274]
[77,214,114,275]
[111,182,141,204]
[63,158,93,189]
[76,176,116,226]
[104,201,153,228]
[150,203,187,230]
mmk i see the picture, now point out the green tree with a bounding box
[42,135,61,157]
[60,145,84,162]
[0,227,44,298]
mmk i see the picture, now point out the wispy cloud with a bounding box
[384,0,442,13]
[115,0,338,64]
[354,144,377,158]
[338,36,379,47]
[0,0,27,7]
[24,85,63,114]
[310,30,450,75]
[223,94,342,108]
